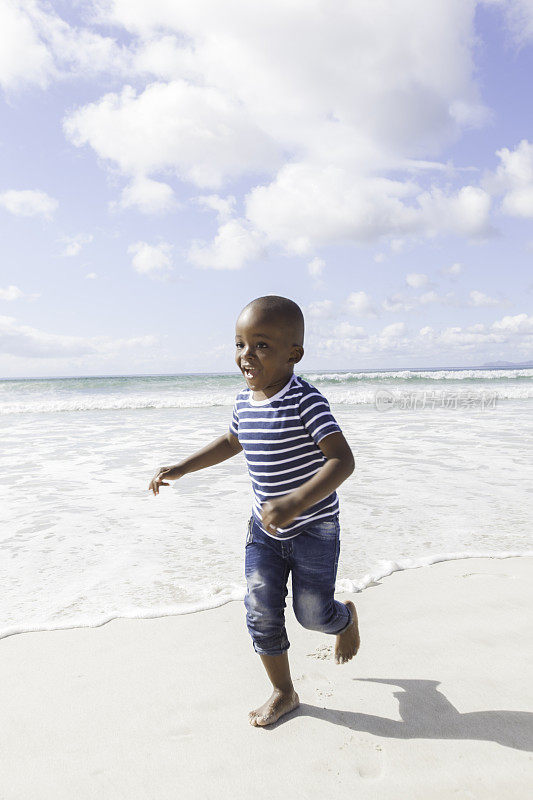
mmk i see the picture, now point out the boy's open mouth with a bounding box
[243,367,259,379]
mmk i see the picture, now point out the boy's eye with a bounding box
[235,343,243,348]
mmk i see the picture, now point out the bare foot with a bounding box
[335,600,360,664]
[249,688,300,727]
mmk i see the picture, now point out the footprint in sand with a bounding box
[306,644,333,660]
[341,735,384,779]
[168,724,193,740]
[296,670,334,699]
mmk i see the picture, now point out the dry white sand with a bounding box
[1,556,532,799]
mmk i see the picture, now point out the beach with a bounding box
[1,368,532,797]
[1,368,531,638]
[3,0,533,793]
[1,555,531,799]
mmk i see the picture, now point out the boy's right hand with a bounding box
[148,465,182,496]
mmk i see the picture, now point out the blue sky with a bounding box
[0,0,532,377]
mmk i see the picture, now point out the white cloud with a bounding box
[308,257,325,278]
[437,325,502,347]
[308,300,334,319]
[2,3,504,268]
[63,81,280,190]
[406,272,428,288]
[0,189,58,219]
[390,239,406,253]
[0,285,24,301]
[245,167,492,256]
[132,34,193,80]
[85,272,97,280]
[0,314,92,357]
[485,0,533,45]
[245,166,422,253]
[491,313,533,334]
[0,0,132,94]
[490,139,533,218]
[310,308,533,361]
[346,291,377,317]
[0,0,54,91]
[0,314,157,359]
[419,312,533,348]
[196,194,236,221]
[380,322,406,340]
[382,293,414,313]
[469,290,499,306]
[415,185,492,237]
[52,1,497,262]
[443,261,463,275]
[60,233,93,257]
[187,219,264,270]
[318,320,409,356]
[118,177,176,214]
[128,241,173,277]
[333,322,366,339]
[97,0,487,158]
[383,289,453,312]
[419,290,440,304]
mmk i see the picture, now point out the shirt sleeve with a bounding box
[299,391,341,445]
[229,401,239,438]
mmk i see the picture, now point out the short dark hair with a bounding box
[240,295,304,346]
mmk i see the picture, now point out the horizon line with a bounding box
[2,362,532,381]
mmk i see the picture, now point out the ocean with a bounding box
[1,367,532,639]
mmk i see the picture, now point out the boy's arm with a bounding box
[260,432,354,529]
[149,431,242,495]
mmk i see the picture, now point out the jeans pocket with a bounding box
[304,515,339,541]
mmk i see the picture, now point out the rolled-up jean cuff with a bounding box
[335,605,353,635]
[252,641,290,656]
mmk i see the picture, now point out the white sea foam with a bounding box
[1,394,531,641]
[306,368,533,382]
[1,551,531,640]
[1,383,532,414]
[0,393,235,415]
[335,550,533,592]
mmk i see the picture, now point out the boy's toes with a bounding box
[248,708,262,726]
[248,690,299,727]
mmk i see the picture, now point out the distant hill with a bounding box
[481,360,533,367]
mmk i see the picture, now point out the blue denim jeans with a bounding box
[244,514,352,656]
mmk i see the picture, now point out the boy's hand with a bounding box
[148,465,182,496]
[261,495,302,534]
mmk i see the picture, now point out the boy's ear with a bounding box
[289,345,304,364]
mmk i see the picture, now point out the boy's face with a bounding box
[235,308,303,399]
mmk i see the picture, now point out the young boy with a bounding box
[149,295,360,727]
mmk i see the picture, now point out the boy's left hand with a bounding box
[261,495,302,534]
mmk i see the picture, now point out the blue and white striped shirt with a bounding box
[229,373,342,540]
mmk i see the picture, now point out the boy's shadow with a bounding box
[273,678,532,751]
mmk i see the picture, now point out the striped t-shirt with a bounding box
[229,373,342,540]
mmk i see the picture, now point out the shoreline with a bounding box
[2,555,531,798]
[1,549,532,641]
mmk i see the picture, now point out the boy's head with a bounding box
[235,295,305,398]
